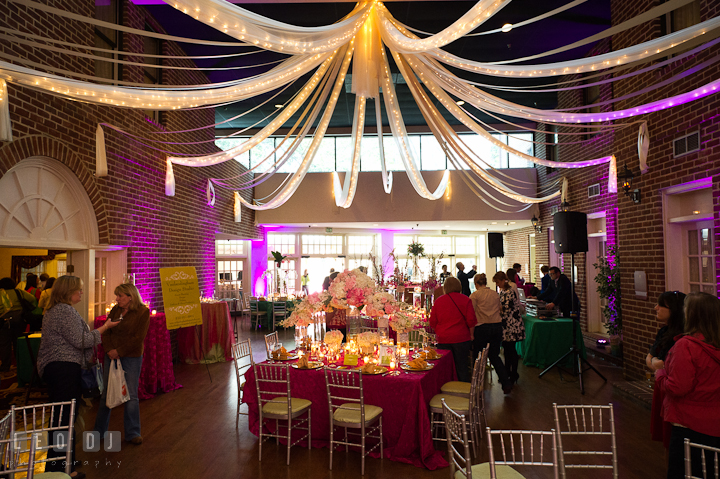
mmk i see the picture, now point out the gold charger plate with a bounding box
[356,366,388,375]
[292,361,323,370]
[401,363,434,372]
[413,352,443,361]
[271,355,299,361]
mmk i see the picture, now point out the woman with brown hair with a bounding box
[657,292,720,478]
[94,283,150,445]
[429,276,476,382]
[36,275,119,478]
[493,271,525,385]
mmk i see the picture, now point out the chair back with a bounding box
[441,399,473,479]
[470,346,489,416]
[232,339,254,384]
[0,410,39,479]
[324,368,366,426]
[553,403,618,479]
[684,438,720,479]
[360,317,378,333]
[486,427,559,479]
[264,331,279,359]
[273,302,287,315]
[11,399,76,475]
[253,363,292,417]
[250,297,260,313]
[408,329,425,349]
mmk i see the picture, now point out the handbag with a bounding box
[13,289,43,331]
[80,325,104,399]
[106,358,130,409]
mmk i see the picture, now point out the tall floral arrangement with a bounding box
[593,245,621,336]
[422,251,444,291]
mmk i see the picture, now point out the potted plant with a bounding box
[270,251,286,296]
[593,245,622,356]
[407,241,425,281]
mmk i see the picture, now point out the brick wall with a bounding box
[527,0,720,380]
[0,0,261,309]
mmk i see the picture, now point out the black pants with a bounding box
[42,361,81,473]
[437,341,472,382]
[668,425,720,479]
[502,341,519,382]
[0,312,24,371]
[473,323,510,387]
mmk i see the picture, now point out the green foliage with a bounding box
[593,245,622,336]
[407,241,425,257]
[270,251,287,266]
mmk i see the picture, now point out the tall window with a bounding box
[216,240,244,256]
[545,125,558,175]
[215,240,246,298]
[94,0,121,81]
[267,259,297,296]
[301,235,342,255]
[267,233,296,255]
[687,227,716,294]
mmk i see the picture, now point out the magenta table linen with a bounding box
[243,352,456,470]
[94,313,182,400]
[176,302,234,364]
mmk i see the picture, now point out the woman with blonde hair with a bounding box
[38,276,56,314]
[36,275,119,478]
[657,292,720,478]
[94,283,150,445]
[493,271,525,386]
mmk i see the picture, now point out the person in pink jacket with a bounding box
[656,292,720,479]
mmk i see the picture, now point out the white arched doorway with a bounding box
[0,156,112,321]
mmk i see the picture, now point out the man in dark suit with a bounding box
[544,267,580,318]
[456,262,473,296]
[539,265,551,295]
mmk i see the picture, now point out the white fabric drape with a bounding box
[638,122,650,174]
[163,0,371,55]
[0,79,12,142]
[95,124,108,177]
[333,95,365,208]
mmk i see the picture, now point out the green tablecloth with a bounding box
[516,314,586,369]
[257,300,297,328]
[17,335,42,387]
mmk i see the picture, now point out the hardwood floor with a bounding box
[73,323,666,479]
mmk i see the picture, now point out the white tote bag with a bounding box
[106,358,130,409]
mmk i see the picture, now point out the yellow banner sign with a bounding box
[159,266,203,330]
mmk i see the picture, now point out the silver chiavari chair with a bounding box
[485,427,559,479]
[264,331,279,360]
[324,368,383,475]
[254,363,311,466]
[684,438,720,479]
[232,339,254,428]
[553,403,618,479]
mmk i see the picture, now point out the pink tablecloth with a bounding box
[242,351,457,470]
[94,313,182,400]
[176,302,234,364]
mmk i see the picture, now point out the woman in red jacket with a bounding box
[429,277,475,382]
[656,292,720,479]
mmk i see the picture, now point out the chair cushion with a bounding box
[441,381,472,395]
[429,394,470,412]
[35,473,72,479]
[262,397,312,416]
[455,462,526,479]
[333,403,382,425]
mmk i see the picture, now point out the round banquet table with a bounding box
[94,313,182,400]
[242,350,457,470]
[176,302,234,364]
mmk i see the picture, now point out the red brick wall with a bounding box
[529,0,720,380]
[0,0,261,309]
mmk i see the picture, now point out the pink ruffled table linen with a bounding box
[242,350,456,470]
[94,313,182,400]
[176,302,234,364]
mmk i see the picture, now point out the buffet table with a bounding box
[176,302,234,364]
[16,333,42,387]
[94,313,182,400]
[516,314,586,369]
[242,351,456,470]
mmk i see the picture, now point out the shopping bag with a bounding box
[106,359,130,409]
[81,363,104,399]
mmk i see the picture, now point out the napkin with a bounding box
[408,357,428,370]
[361,363,377,374]
[420,349,439,359]
[272,346,289,360]
[297,356,309,369]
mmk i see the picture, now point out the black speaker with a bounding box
[488,232,504,258]
[553,211,588,254]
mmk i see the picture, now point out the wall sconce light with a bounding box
[531,215,542,233]
[618,164,641,204]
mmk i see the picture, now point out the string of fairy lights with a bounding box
[0,0,719,212]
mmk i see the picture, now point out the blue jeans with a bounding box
[94,356,143,440]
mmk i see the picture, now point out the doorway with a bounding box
[304,257,345,294]
[586,236,607,333]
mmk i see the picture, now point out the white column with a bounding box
[67,249,95,323]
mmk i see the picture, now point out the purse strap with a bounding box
[81,319,100,369]
[446,293,465,317]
